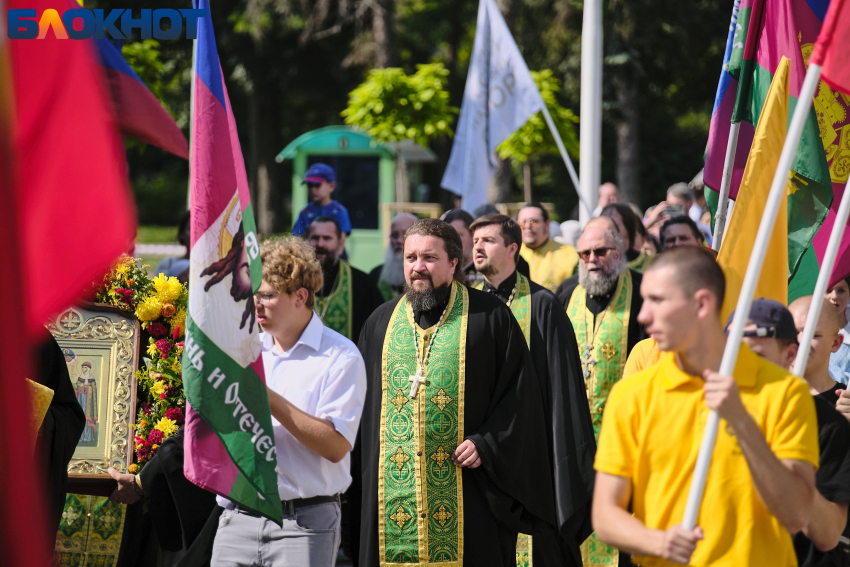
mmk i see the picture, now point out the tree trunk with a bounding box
[523,161,532,202]
[373,0,394,68]
[487,157,513,205]
[247,33,279,236]
[612,66,639,205]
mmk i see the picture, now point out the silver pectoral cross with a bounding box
[581,345,597,379]
[408,367,428,398]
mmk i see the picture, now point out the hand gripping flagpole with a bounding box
[682,60,822,531]
[712,121,741,251]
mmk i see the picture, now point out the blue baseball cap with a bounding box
[304,163,336,184]
[726,298,798,342]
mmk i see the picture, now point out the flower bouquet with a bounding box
[94,255,188,472]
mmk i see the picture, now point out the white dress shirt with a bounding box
[218,312,367,507]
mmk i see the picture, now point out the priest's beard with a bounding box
[380,246,406,288]
[315,247,340,273]
[578,259,621,296]
[405,274,452,312]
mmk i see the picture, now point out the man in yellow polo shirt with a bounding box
[518,202,578,292]
[592,247,819,566]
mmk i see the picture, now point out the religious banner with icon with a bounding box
[48,303,140,487]
[379,281,468,565]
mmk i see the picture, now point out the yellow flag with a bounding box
[718,56,791,322]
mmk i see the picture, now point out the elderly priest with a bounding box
[356,218,556,567]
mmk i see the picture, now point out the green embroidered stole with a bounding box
[379,278,402,302]
[473,273,531,347]
[56,494,127,567]
[473,274,533,567]
[315,260,353,339]
[379,281,468,566]
[626,252,651,273]
[567,272,631,567]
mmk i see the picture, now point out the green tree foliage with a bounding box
[341,63,457,146]
[496,70,579,165]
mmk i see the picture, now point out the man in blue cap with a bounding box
[292,163,352,237]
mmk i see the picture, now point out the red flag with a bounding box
[811,0,850,95]
[9,0,137,338]
[1,2,136,562]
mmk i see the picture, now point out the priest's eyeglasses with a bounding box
[577,247,616,261]
[518,219,543,228]
[254,292,280,305]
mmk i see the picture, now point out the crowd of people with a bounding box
[85,162,850,567]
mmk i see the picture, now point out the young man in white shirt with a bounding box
[211,236,367,567]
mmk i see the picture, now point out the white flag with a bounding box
[441,0,545,212]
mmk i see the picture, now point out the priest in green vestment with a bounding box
[308,217,385,342]
[470,214,596,567]
[555,219,646,567]
[356,218,557,567]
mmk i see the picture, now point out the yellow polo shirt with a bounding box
[623,338,662,378]
[519,239,578,293]
[595,344,819,567]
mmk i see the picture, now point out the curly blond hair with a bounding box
[260,237,323,308]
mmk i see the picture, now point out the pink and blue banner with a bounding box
[182,0,282,523]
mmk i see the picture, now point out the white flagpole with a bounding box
[682,61,823,530]
[579,0,602,223]
[712,122,741,251]
[792,176,850,376]
[540,105,589,212]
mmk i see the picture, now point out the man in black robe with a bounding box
[356,218,556,567]
[308,216,385,342]
[470,214,596,567]
[369,213,418,302]
[34,333,86,536]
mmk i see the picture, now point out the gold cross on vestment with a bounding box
[599,342,618,361]
[390,447,410,470]
[432,505,453,527]
[430,445,451,468]
[391,506,412,528]
[390,390,408,412]
[408,367,427,398]
[430,389,453,410]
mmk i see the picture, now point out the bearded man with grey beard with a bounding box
[555,217,646,567]
[370,213,418,301]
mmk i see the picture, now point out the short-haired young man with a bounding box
[593,248,819,566]
[784,297,850,567]
[210,236,367,567]
[659,215,705,251]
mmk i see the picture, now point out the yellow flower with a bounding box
[150,381,167,397]
[151,444,159,450]
[115,264,129,276]
[128,464,138,473]
[139,420,147,428]
[136,296,163,322]
[170,359,182,374]
[153,274,183,303]
[169,308,186,338]
[154,417,178,437]
[146,341,160,358]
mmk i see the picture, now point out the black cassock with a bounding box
[34,333,86,536]
[356,287,557,567]
[481,271,596,567]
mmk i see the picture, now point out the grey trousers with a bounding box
[210,501,341,567]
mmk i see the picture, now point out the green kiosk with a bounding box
[277,125,438,272]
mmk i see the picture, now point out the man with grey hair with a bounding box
[369,213,418,301]
[555,218,646,565]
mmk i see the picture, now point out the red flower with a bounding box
[148,323,168,338]
[140,402,152,415]
[116,287,124,294]
[148,429,164,445]
[172,326,181,341]
[136,440,152,460]
[160,392,167,400]
[155,339,172,357]
[165,407,184,425]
